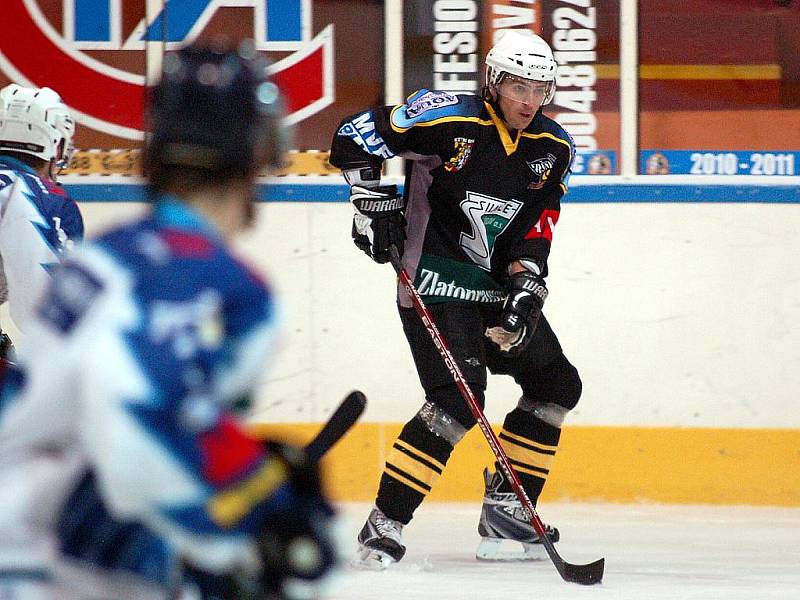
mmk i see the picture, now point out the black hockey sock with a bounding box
[375,416,455,524]
[496,408,561,503]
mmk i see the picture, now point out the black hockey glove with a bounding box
[186,444,338,600]
[485,270,548,356]
[254,443,338,600]
[350,185,406,264]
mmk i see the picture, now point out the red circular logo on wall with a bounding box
[0,0,333,143]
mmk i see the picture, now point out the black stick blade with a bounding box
[305,391,367,461]
[558,557,605,585]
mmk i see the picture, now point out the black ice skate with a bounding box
[354,506,406,570]
[476,468,560,561]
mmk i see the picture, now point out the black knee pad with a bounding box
[520,353,582,411]
[426,384,485,430]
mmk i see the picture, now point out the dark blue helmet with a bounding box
[144,41,286,180]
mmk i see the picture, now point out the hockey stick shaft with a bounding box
[388,247,603,585]
[305,390,367,462]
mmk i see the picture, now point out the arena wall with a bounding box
[1,0,798,513]
[32,180,796,507]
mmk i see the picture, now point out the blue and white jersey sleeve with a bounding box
[0,157,84,334]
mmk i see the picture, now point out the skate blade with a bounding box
[350,545,398,571]
[475,537,549,561]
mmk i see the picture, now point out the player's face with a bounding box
[494,75,549,130]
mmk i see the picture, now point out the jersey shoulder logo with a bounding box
[406,90,459,118]
[444,137,475,173]
[390,89,465,131]
[526,153,557,190]
[459,191,523,271]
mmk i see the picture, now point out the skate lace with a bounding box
[373,512,403,537]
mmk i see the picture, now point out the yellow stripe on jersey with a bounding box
[384,440,445,493]
[394,439,447,471]
[208,459,288,528]
[484,101,521,155]
[500,430,559,454]
[499,430,558,476]
[520,131,573,153]
[384,469,431,495]
[388,104,493,133]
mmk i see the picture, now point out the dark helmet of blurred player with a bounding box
[0,83,76,180]
[483,30,557,131]
[143,40,287,194]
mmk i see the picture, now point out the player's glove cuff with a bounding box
[350,185,405,216]
[348,185,406,264]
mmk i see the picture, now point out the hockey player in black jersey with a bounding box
[329,30,582,568]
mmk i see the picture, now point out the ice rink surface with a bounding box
[326,502,800,600]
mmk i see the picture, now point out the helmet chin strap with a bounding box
[46,158,60,182]
[482,85,507,122]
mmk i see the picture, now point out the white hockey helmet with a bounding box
[0,84,76,169]
[485,30,557,105]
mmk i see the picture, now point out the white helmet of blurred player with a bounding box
[485,30,557,105]
[0,84,76,170]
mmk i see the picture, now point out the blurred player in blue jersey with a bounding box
[0,43,336,600]
[0,83,84,365]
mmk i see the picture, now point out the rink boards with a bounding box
[250,423,800,507]
[53,176,800,506]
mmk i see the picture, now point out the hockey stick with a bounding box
[305,390,367,461]
[388,247,604,585]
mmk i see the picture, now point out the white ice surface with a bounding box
[324,502,800,600]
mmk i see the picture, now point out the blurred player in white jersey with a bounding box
[0,43,336,600]
[0,84,84,364]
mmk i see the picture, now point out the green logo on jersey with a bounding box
[459,191,523,270]
[414,254,504,305]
